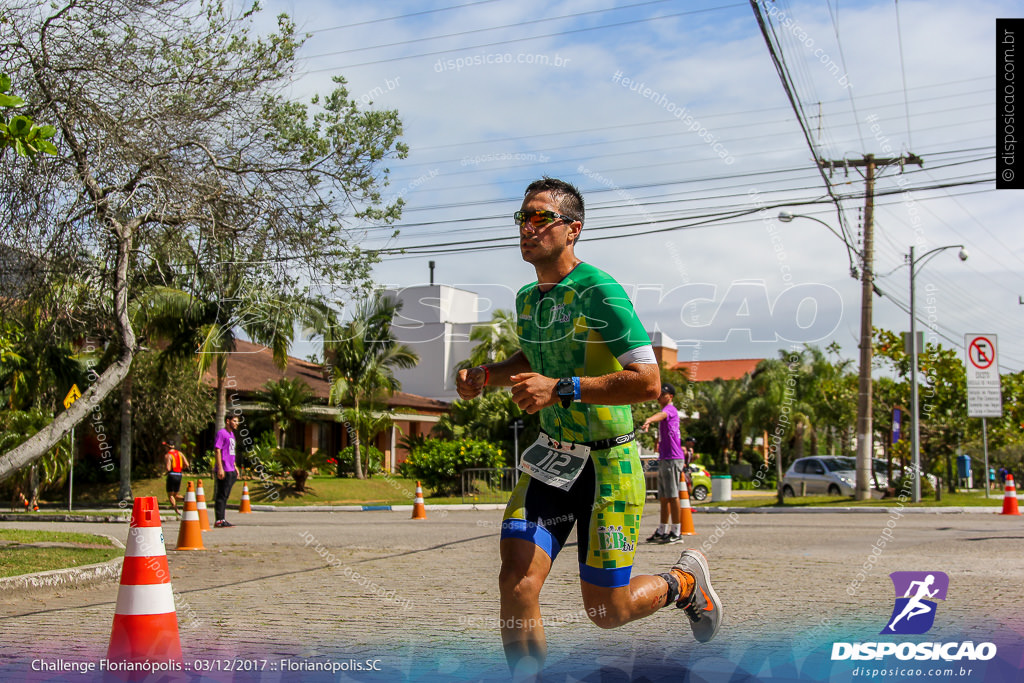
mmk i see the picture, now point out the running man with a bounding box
[456,177,722,679]
[164,442,190,515]
[886,574,938,632]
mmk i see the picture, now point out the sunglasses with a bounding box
[514,210,576,230]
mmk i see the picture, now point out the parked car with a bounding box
[687,462,712,502]
[641,458,712,501]
[782,456,857,497]
[783,456,937,497]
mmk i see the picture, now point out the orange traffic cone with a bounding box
[678,472,697,535]
[175,482,205,550]
[107,496,182,664]
[1001,474,1021,516]
[195,479,211,531]
[411,481,427,520]
[239,483,252,513]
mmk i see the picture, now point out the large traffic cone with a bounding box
[195,479,211,531]
[411,481,427,520]
[1001,474,1021,515]
[107,496,182,664]
[239,483,253,513]
[175,482,205,550]
[677,472,698,535]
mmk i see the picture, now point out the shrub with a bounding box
[892,472,935,497]
[400,438,505,496]
[275,447,327,492]
[338,444,384,477]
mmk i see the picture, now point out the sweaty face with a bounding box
[518,190,577,265]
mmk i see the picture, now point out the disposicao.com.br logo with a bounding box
[832,571,997,663]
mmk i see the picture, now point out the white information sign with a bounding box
[964,334,1003,418]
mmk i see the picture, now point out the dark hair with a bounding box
[524,177,585,234]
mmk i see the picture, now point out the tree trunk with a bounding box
[118,368,133,502]
[352,434,364,480]
[0,221,136,483]
[215,355,227,433]
[352,398,365,479]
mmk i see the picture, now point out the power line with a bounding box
[305,3,747,71]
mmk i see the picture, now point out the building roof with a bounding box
[203,339,450,414]
[672,358,764,382]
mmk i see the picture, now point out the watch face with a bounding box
[557,378,573,396]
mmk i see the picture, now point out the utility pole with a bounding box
[816,153,922,500]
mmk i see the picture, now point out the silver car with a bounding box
[782,456,857,497]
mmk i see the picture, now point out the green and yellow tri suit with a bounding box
[501,262,654,588]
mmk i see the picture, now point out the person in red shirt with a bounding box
[164,442,190,515]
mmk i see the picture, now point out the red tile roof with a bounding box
[671,358,763,382]
[202,339,449,413]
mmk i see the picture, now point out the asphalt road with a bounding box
[1,506,1022,682]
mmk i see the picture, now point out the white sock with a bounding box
[658,524,670,534]
[671,524,681,535]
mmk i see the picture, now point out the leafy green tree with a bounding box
[254,378,316,450]
[455,309,520,379]
[435,389,538,458]
[0,0,406,483]
[0,409,72,504]
[0,73,57,159]
[322,294,418,479]
[697,377,752,471]
[340,408,395,477]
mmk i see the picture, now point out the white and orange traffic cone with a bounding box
[411,481,427,520]
[238,483,252,514]
[107,496,182,664]
[1002,474,1021,516]
[195,479,211,531]
[678,472,698,536]
[175,482,205,550]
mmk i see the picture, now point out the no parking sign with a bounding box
[964,334,1003,418]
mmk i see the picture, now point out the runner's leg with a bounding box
[499,538,552,677]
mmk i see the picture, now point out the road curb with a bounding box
[0,533,125,594]
[0,513,127,523]
[695,506,1001,514]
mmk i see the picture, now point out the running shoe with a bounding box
[673,549,722,642]
[661,532,684,544]
[214,520,234,528]
[645,530,669,543]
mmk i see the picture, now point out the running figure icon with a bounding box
[885,574,938,632]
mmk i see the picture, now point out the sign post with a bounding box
[63,384,81,511]
[964,335,1003,497]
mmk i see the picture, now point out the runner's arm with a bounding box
[456,350,533,400]
[510,362,660,414]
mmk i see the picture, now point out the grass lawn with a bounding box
[45,473,452,508]
[696,490,1007,508]
[0,529,121,578]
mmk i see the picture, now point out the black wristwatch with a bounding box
[555,378,574,409]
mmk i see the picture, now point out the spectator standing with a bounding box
[641,383,685,544]
[213,415,240,528]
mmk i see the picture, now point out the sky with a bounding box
[255,0,1023,375]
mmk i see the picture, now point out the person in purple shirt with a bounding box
[640,383,685,544]
[213,415,240,528]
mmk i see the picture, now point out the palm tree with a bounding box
[321,293,418,479]
[255,378,317,449]
[697,377,751,471]
[455,309,520,380]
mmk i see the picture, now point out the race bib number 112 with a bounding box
[518,436,591,491]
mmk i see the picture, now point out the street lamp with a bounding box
[907,244,968,502]
[778,210,875,501]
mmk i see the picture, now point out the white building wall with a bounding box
[383,285,481,401]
